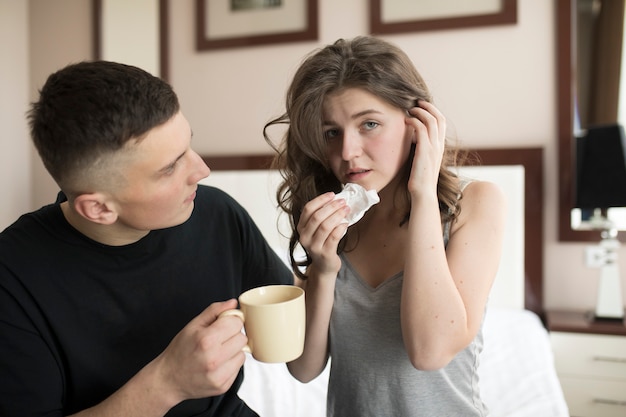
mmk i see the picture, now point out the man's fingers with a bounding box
[194,299,239,327]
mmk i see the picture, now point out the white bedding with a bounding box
[238,307,569,417]
[478,308,569,417]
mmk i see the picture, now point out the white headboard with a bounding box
[200,148,544,315]
[455,165,525,309]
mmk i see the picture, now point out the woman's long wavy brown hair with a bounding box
[264,36,465,279]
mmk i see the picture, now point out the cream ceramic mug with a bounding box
[220,285,305,363]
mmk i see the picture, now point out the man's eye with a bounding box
[163,162,177,175]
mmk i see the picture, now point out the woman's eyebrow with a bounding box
[351,109,382,119]
[323,109,382,126]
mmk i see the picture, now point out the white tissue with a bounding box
[334,183,380,226]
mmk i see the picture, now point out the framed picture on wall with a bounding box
[369,0,517,34]
[196,0,318,51]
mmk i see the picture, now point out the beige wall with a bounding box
[3,0,623,312]
[28,0,94,212]
[0,0,30,229]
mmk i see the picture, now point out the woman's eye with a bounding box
[363,121,379,130]
[324,128,340,140]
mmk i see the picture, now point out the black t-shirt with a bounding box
[0,185,293,416]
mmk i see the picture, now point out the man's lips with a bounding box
[185,190,197,203]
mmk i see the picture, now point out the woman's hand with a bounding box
[297,192,349,277]
[405,101,447,196]
[289,193,347,383]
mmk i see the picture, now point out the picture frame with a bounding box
[196,0,318,51]
[369,0,517,34]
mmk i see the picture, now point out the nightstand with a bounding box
[546,310,626,417]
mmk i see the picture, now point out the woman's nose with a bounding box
[341,131,362,161]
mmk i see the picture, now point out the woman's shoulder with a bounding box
[461,178,504,198]
[456,179,506,223]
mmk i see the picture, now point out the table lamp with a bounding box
[575,123,626,321]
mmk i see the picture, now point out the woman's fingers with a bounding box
[297,193,349,273]
[298,195,348,249]
[407,101,446,146]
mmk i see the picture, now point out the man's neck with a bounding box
[60,201,149,246]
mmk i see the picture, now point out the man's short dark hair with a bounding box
[28,61,180,191]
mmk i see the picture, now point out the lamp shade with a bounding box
[575,123,626,209]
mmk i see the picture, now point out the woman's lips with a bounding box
[346,169,371,182]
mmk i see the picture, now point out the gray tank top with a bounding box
[327,179,487,417]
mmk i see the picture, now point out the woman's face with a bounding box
[322,87,413,193]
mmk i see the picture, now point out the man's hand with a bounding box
[154,299,248,403]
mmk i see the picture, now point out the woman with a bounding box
[264,36,505,416]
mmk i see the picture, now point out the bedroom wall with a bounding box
[0,0,30,230]
[4,0,624,313]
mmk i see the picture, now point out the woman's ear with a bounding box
[404,121,417,144]
[72,193,119,225]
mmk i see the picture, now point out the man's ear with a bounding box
[72,193,119,225]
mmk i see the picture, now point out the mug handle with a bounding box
[218,309,252,354]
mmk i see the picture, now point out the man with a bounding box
[0,61,292,416]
